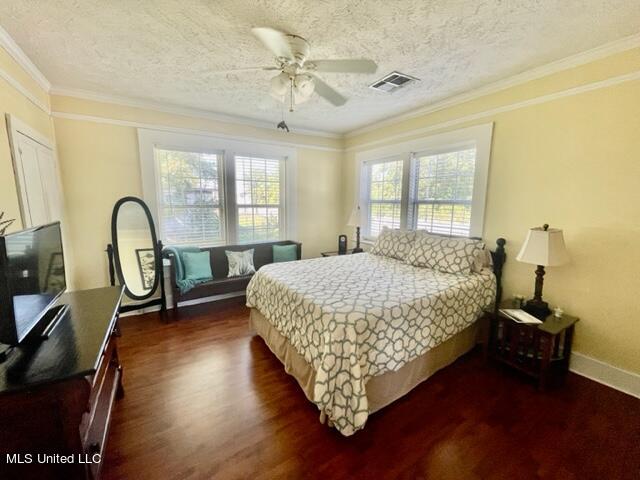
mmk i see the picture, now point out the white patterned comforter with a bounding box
[246,253,496,436]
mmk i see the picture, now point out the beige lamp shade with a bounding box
[347,205,362,227]
[516,226,569,267]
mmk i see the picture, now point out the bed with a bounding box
[246,235,506,436]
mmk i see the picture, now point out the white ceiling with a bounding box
[1,1,639,134]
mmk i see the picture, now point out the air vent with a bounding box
[369,71,420,93]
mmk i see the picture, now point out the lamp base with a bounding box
[352,247,363,253]
[522,299,551,320]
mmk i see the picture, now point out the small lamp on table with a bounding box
[347,205,364,253]
[516,223,569,319]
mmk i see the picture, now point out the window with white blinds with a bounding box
[365,159,403,236]
[155,148,225,245]
[150,141,290,246]
[412,148,476,236]
[235,156,284,242]
[358,124,493,239]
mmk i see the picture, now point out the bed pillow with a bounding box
[370,227,416,260]
[182,251,213,281]
[406,233,485,274]
[226,249,256,277]
[273,244,297,263]
[472,244,493,273]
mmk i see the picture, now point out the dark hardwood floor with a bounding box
[102,299,640,480]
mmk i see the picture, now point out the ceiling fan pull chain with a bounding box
[289,77,294,112]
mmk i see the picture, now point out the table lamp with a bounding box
[347,206,363,253]
[516,223,569,319]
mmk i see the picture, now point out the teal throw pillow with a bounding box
[273,244,298,263]
[182,251,213,280]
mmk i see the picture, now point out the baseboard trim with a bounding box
[570,352,640,399]
[175,291,246,308]
[119,291,246,317]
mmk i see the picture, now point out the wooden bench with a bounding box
[164,240,302,310]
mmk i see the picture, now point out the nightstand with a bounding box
[484,301,579,390]
[321,249,359,257]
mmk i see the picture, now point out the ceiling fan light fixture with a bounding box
[244,27,376,109]
[294,74,315,99]
[270,72,290,97]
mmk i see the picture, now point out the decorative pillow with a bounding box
[471,244,493,273]
[226,249,256,277]
[406,233,485,274]
[370,227,416,260]
[273,244,297,263]
[182,251,213,281]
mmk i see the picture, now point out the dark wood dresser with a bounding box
[0,286,124,480]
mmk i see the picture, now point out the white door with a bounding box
[15,133,49,226]
[34,145,64,222]
[7,116,63,228]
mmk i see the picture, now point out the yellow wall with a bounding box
[53,118,141,289]
[0,46,54,231]
[343,48,640,374]
[51,96,344,290]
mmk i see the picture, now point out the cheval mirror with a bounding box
[107,196,166,314]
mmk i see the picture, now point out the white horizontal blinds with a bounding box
[368,159,403,236]
[235,155,283,242]
[413,148,476,236]
[155,148,225,245]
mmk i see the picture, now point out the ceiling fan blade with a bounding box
[308,59,377,74]
[309,74,347,106]
[252,27,294,60]
[211,66,281,74]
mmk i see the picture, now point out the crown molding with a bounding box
[346,32,640,138]
[0,64,50,114]
[346,70,640,152]
[49,87,341,139]
[51,111,343,152]
[0,25,51,92]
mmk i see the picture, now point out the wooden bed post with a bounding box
[491,238,507,311]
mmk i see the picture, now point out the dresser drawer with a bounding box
[84,356,121,480]
[90,335,116,392]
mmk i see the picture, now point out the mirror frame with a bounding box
[111,196,160,301]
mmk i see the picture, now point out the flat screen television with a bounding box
[0,222,66,346]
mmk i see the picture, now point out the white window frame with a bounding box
[151,146,226,246]
[138,129,298,245]
[356,123,493,239]
[360,155,408,236]
[231,153,287,244]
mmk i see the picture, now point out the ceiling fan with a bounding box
[218,27,378,111]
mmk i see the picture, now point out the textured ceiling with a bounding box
[1,1,639,134]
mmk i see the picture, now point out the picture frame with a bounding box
[135,248,156,290]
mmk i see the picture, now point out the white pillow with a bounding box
[370,227,416,260]
[226,249,256,277]
[406,232,485,274]
[472,244,493,273]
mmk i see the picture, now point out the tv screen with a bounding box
[0,222,66,345]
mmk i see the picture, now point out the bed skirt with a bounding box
[249,308,481,418]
